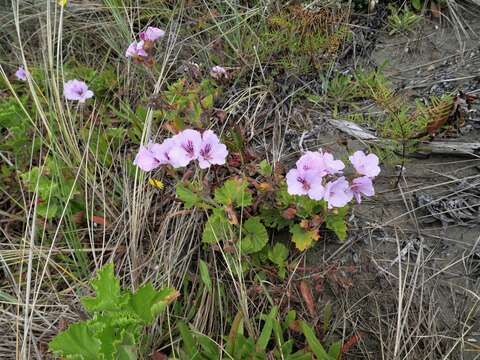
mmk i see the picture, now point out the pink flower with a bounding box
[198,130,228,169]
[168,129,202,168]
[63,79,94,103]
[286,168,324,200]
[134,144,160,171]
[15,66,27,81]
[350,176,375,204]
[125,41,148,58]
[151,138,176,165]
[140,27,165,42]
[349,151,380,178]
[321,151,345,175]
[296,151,327,176]
[323,177,353,209]
[210,66,228,80]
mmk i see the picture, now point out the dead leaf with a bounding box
[282,208,297,220]
[341,332,362,355]
[299,280,316,317]
[150,351,168,360]
[225,205,239,225]
[430,2,441,17]
[92,215,110,227]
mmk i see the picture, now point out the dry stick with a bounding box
[327,118,480,157]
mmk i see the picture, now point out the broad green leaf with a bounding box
[325,207,348,241]
[48,322,101,360]
[94,314,139,359]
[198,260,212,293]
[260,207,291,230]
[115,331,138,360]
[240,217,268,254]
[258,160,272,177]
[214,178,252,207]
[202,209,231,244]
[299,321,334,360]
[290,224,320,251]
[37,201,59,219]
[176,183,204,209]
[128,284,179,324]
[268,243,288,266]
[81,263,128,312]
[268,243,289,279]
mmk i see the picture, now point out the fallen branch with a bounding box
[328,119,480,156]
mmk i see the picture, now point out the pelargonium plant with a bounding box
[133,129,228,171]
[286,150,380,208]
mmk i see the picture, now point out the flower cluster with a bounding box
[286,150,380,208]
[134,129,228,172]
[126,26,165,62]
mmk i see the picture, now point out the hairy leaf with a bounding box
[81,263,128,312]
[128,284,179,324]
[48,322,101,359]
[290,224,320,251]
[176,183,204,209]
[240,217,268,254]
[325,207,348,241]
[202,209,232,244]
[214,178,252,207]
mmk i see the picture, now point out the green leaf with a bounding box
[49,322,102,360]
[196,334,220,359]
[128,284,178,324]
[322,302,332,335]
[202,209,232,244]
[214,178,252,207]
[290,224,320,251]
[268,243,288,279]
[268,243,288,266]
[198,260,212,293]
[201,94,214,109]
[178,322,199,358]
[176,183,204,209]
[240,217,268,254]
[328,340,342,359]
[299,321,334,360]
[256,307,277,351]
[81,263,128,313]
[325,207,348,241]
[260,208,291,230]
[37,200,59,219]
[411,0,422,11]
[94,313,140,359]
[258,160,272,177]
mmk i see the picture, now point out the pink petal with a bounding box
[134,146,160,171]
[286,168,308,196]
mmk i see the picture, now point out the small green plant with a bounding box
[158,78,220,130]
[20,157,82,219]
[0,96,37,165]
[177,307,342,360]
[48,263,179,360]
[387,5,422,35]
